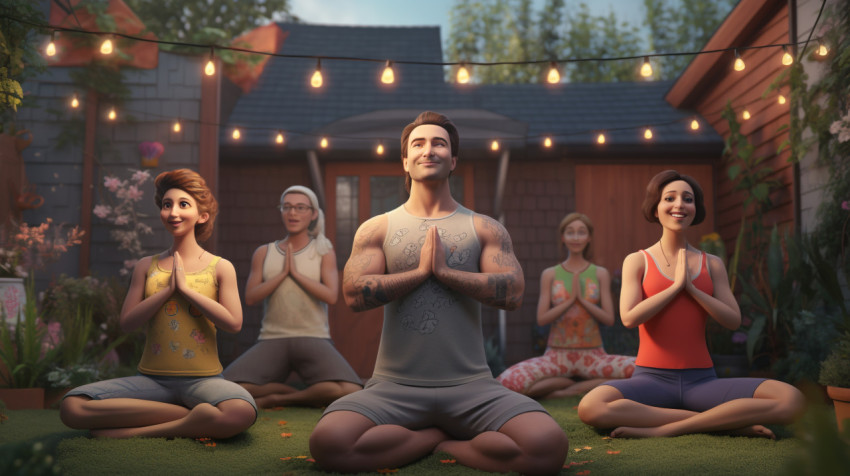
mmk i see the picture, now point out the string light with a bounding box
[781,46,793,66]
[381,60,394,84]
[376,142,384,155]
[547,62,560,84]
[778,94,786,105]
[70,93,79,108]
[690,119,700,131]
[640,56,653,78]
[46,31,56,57]
[173,120,181,133]
[643,128,653,140]
[311,59,323,88]
[596,133,606,144]
[205,47,216,76]
[456,63,470,84]
[543,137,553,148]
[733,49,745,71]
[490,140,500,151]
[100,35,113,55]
[232,128,241,140]
[817,39,828,57]
[107,106,116,120]
[742,109,751,120]
[320,137,329,148]
[275,131,285,144]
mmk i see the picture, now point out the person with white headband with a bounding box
[223,185,362,408]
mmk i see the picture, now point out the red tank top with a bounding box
[635,250,714,369]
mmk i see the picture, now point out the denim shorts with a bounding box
[66,373,258,418]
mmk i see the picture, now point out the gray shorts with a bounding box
[322,377,548,440]
[605,366,766,412]
[65,374,258,418]
[222,337,362,387]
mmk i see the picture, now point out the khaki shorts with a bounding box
[323,377,547,440]
[223,337,362,387]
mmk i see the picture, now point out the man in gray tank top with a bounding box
[309,111,569,474]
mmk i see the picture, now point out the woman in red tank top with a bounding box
[576,170,804,438]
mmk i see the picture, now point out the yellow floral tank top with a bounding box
[137,255,223,376]
[547,264,603,349]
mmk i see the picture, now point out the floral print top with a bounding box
[547,264,603,349]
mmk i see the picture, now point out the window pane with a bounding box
[335,176,359,266]
[370,176,406,216]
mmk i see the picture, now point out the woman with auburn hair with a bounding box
[498,212,635,399]
[577,170,804,438]
[60,169,257,439]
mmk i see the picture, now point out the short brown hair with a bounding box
[154,169,218,242]
[558,212,594,260]
[641,170,705,225]
[400,111,460,193]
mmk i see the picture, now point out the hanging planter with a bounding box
[138,141,164,168]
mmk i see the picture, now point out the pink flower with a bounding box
[126,185,144,202]
[131,170,151,185]
[103,176,122,192]
[842,201,850,211]
[113,215,130,226]
[93,204,111,219]
[732,331,748,344]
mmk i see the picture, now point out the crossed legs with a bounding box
[577,379,805,438]
[309,410,568,475]
[242,380,362,408]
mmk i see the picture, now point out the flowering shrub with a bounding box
[0,219,84,278]
[829,111,850,144]
[93,169,153,275]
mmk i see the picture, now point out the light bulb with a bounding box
[456,65,470,84]
[173,121,181,133]
[547,62,560,84]
[640,57,653,78]
[742,109,751,120]
[100,37,113,55]
[232,128,241,140]
[733,50,745,71]
[778,94,786,105]
[490,140,499,151]
[644,128,653,140]
[381,61,394,84]
[276,132,284,144]
[543,137,552,148]
[107,107,116,120]
[817,41,828,57]
[205,59,215,76]
[311,59,323,88]
[70,94,79,108]
[376,143,384,155]
[46,32,56,57]
[597,133,606,145]
[320,137,329,148]
[781,49,793,66]
[690,119,700,131]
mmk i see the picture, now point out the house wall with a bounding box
[19,52,206,287]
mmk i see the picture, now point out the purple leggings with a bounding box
[604,365,766,412]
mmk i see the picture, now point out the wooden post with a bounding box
[78,89,98,276]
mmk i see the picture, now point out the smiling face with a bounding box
[655,180,696,230]
[562,219,591,258]
[403,124,457,186]
[160,188,209,238]
[279,192,317,235]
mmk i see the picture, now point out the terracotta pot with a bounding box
[0,387,45,410]
[44,387,72,409]
[827,385,850,433]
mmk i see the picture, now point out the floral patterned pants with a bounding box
[497,347,635,394]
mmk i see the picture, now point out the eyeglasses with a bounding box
[279,204,313,214]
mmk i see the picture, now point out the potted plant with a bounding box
[819,332,850,432]
[0,280,57,409]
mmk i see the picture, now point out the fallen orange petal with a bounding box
[440,459,456,464]
[278,420,288,425]
[306,458,316,462]
[280,457,292,460]
[583,446,592,450]
[295,456,308,459]
[281,433,293,438]
[607,450,621,455]
[576,471,591,476]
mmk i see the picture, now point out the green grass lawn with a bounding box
[0,396,846,475]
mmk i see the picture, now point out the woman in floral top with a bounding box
[498,213,635,398]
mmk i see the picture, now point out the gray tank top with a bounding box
[373,204,492,386]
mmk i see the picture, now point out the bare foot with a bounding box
[727,425,775,439]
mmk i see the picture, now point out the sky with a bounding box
[288,0,647,43]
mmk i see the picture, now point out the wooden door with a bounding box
[575,164,715,275]
[324,162,474,378]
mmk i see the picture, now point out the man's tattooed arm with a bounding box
[342,215,430,311]
[433,214,525,310]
